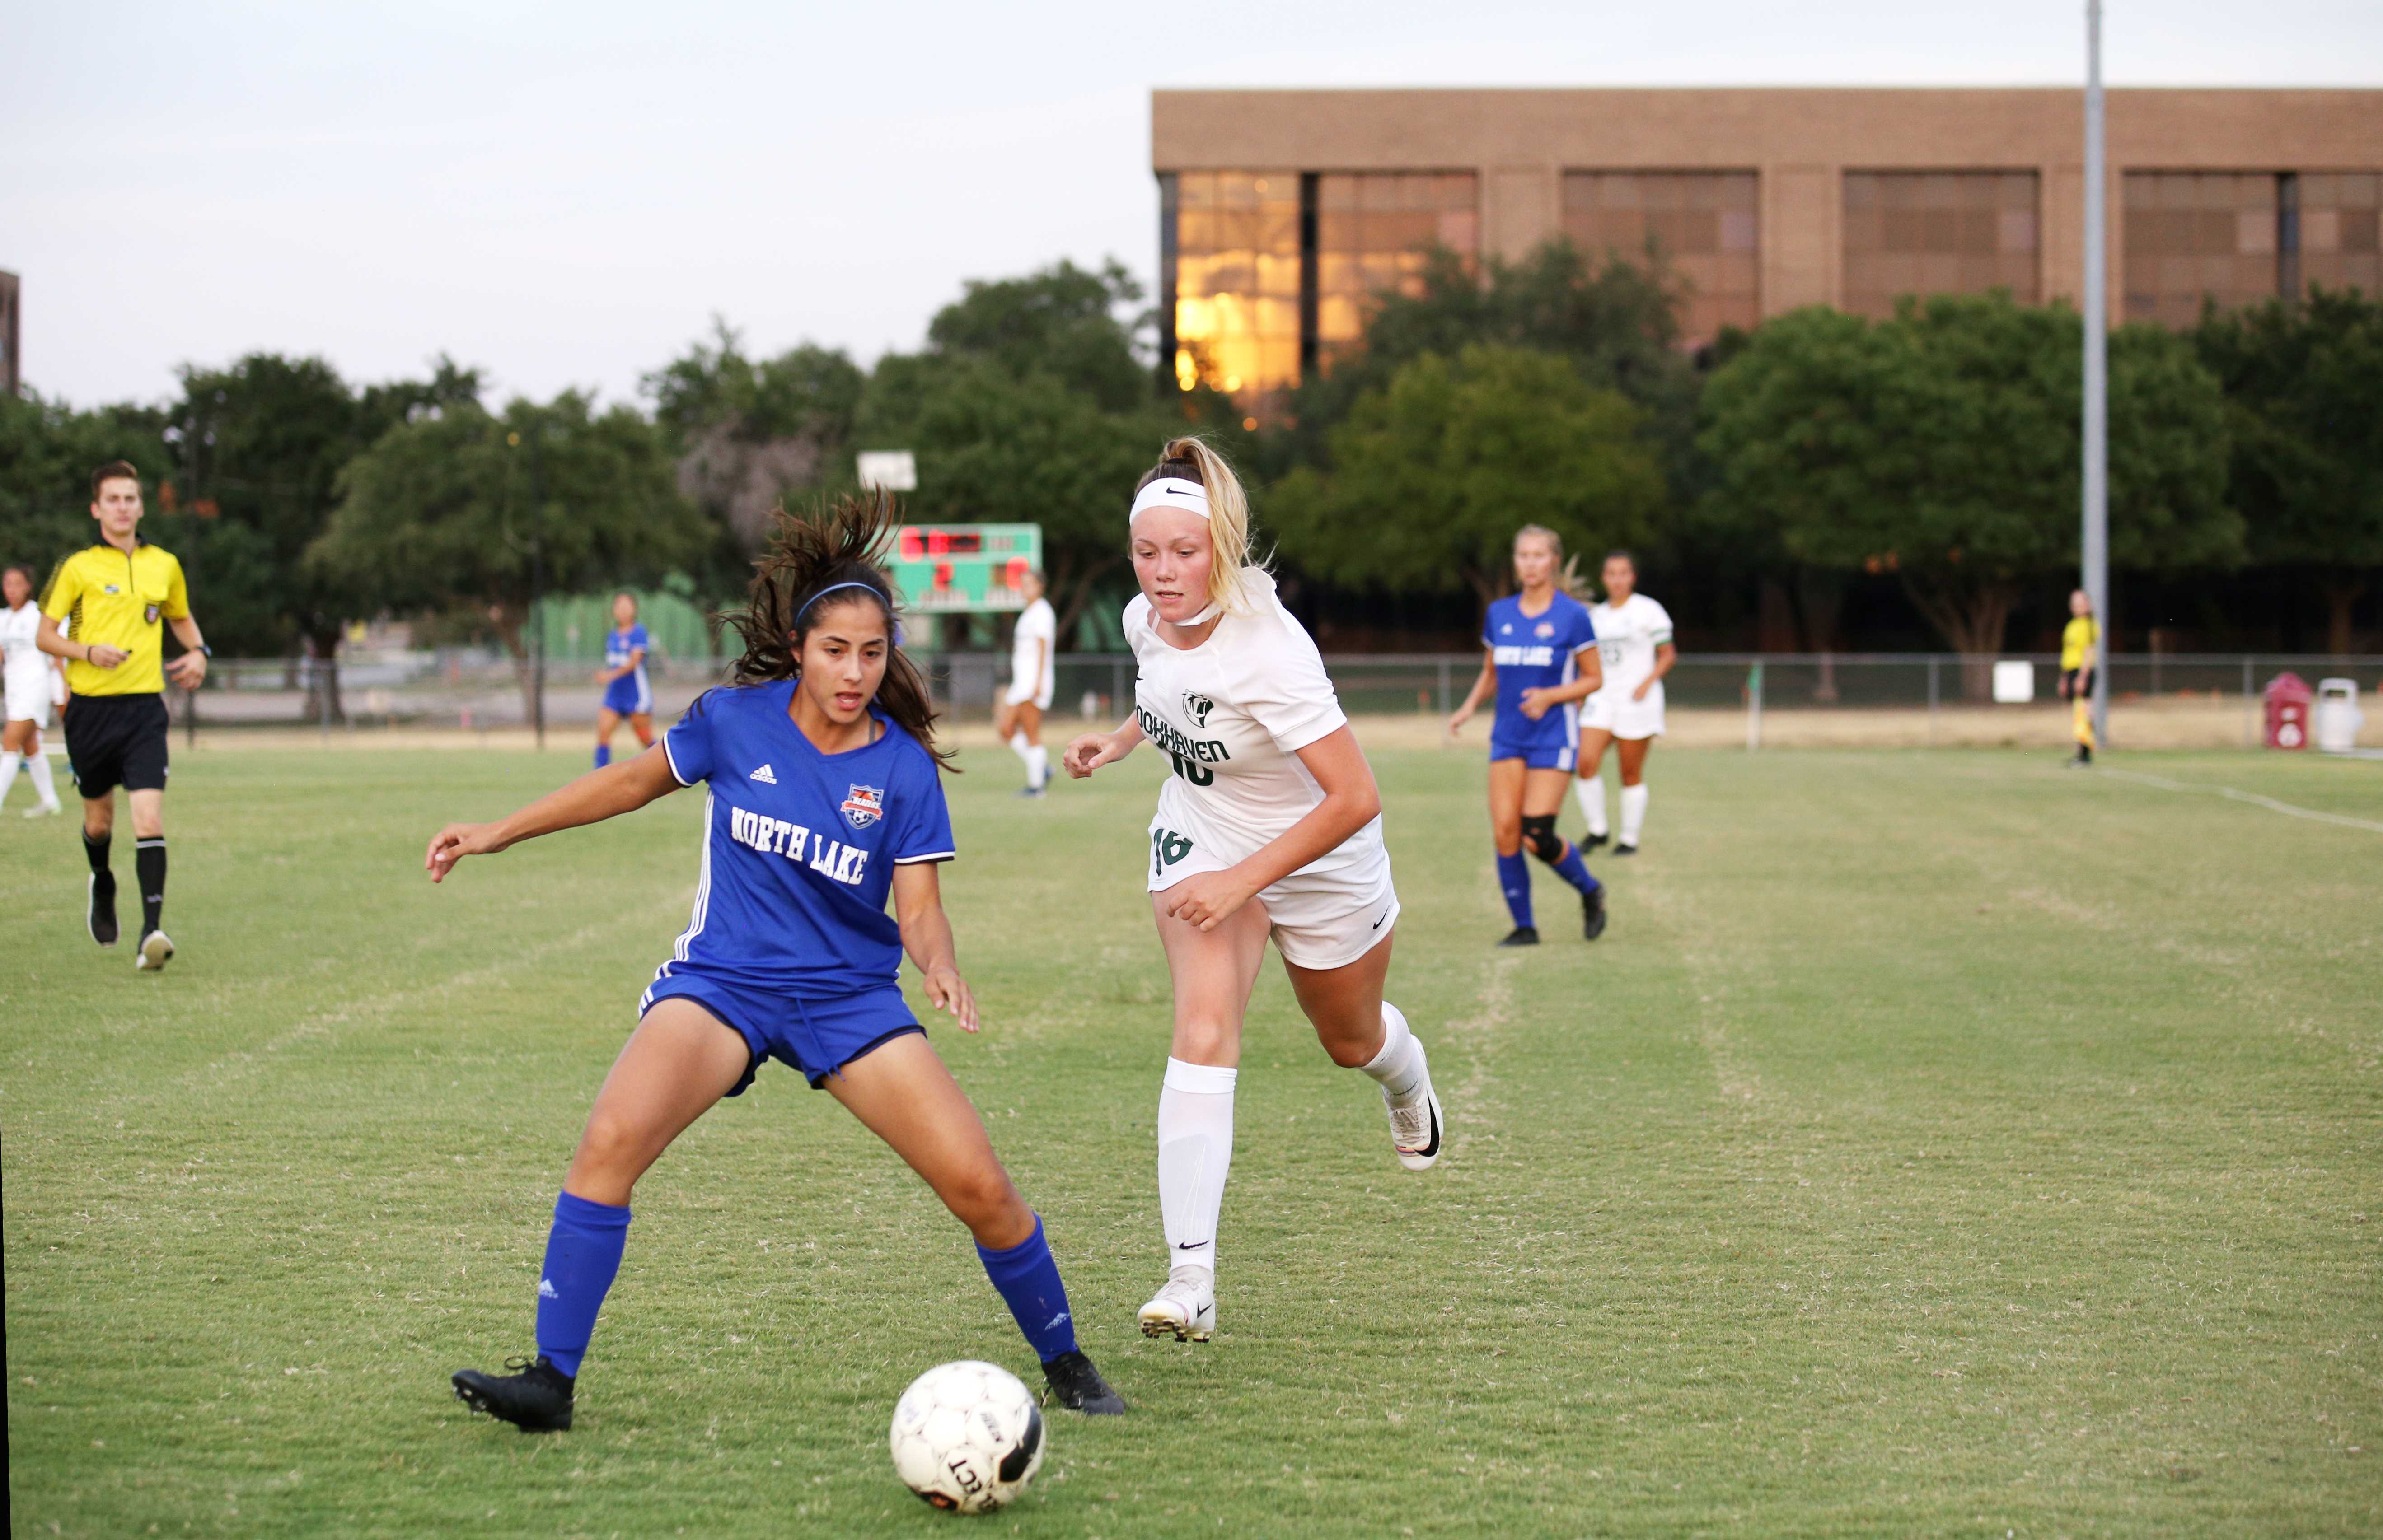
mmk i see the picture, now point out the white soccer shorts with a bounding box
[1149,828,1398,971]
[1582,688,1665,741]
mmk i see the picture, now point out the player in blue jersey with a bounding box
[592,591,654,768]
[429,495,1125,1431]
[1446,525,1608,946]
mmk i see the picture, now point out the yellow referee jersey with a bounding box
[2060,616,2099,671]
[41,541,189,696]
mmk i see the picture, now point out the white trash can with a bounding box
[2314,677,2363,754]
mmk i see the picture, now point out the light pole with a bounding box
[2082,0,2110,749]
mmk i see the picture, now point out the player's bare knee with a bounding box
[944,1166,1026,1238]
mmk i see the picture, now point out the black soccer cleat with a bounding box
[1584,831,1611,851]
[1041,1349,1126,1415]
[1613,843,1639,857]
[1582,885,1608,941]
[1496,925,1540,947]
[452,1356,575,1432]
[88,873,119,947]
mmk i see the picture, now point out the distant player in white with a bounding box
[1063,436,1443,1348]
[996,570,1056,797]
[0,564,67,817]
[1575,551,1676,856]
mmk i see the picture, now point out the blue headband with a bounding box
[794,580,885,623]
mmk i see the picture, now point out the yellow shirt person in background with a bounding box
[2057,588,2098,768]
[35,460,211,971]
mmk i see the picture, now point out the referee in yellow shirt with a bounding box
[37,461,211,969]
[2057,588,2098,768]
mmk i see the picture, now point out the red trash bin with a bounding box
[2264,671,2313,750]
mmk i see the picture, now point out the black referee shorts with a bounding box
[63,692,170,799]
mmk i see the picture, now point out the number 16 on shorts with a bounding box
[1150,826,1193,879]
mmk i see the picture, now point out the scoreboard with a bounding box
[889,523,1044,613]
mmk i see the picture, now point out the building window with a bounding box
[2286,172,2381,303]
[1842,171,2040,319]
[1314,173,1479,361]
[2122,172,2283,325]
[1561,172,1759,345]
[1166,171,1302,397]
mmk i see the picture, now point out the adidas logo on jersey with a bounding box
[749,764,777,783]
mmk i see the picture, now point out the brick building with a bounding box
[1151,88,2382,402]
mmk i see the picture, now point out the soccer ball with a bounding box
[888,1360,1045,1514]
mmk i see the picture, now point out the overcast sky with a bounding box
[7,1,2377,409]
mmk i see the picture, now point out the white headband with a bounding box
[1129,476,1209,523]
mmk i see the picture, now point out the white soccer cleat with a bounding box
[1138,1267,1216,1343]
[1386,1036,1445,1172]
[23,801,61,818]
[136,930,174,972]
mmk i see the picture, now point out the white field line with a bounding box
[1438,952,1520,1163]
[2096,766,2383,835]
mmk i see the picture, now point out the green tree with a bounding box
[1699,293,2237,695]
[926,259,1152,413]
[1268,239,1696,488]
[311,392,707,720]
[644,322,864,571]
[858,260,1173,643]
[2193,288,2383,653]
[0,392,172,584]
[1271,345,1664,607]
[164,353,483,716]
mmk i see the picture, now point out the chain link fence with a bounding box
[169,650,2383,751]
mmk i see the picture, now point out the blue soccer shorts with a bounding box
[1489,738,1576,772]
[638,967,923,1093]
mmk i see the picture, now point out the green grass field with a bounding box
[5,742,2378,1537]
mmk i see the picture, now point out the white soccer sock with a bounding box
[1620,783,1650,845]
[1156,1058,1236,1276]
[1576,776,1608,837]
[1360,1000,1426,1104]
[0,751,19,806]
[1025,744,1048,789]
[26,749,57,807]
[1007,728,1031,765]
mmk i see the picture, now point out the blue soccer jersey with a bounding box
[658,681,955,998]
[1484,592,1597,754]
[604,623,651,714]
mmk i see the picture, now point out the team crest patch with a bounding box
[840,783,885,830]
[1534,621,1555,639]
[1181,692,1214,729]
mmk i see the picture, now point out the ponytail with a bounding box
[1134,434,1268,616]
[722,489,954,770]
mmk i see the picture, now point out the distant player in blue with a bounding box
[429,495,1126,1431]
[592,591,652,768]
[1446,524,1608,946]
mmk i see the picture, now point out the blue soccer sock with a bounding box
[1496,851,1533,929]
[1549,841,1602,896]
[976,1213,1078,1363]
[535,1191,632,1379]
[593,743,611,768]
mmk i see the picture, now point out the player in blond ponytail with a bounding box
[1064,436,1443,1347]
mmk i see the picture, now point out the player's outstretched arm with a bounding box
[1062,714,1145,779]
[891,861,978,1033]
[1447,648,1495,736]
[425,746,680,882]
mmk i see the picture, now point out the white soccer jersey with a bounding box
[1,601,51,719]
[1009,598,1056,703]
[1588,593,1674,700]
[1125,571,1384,882]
